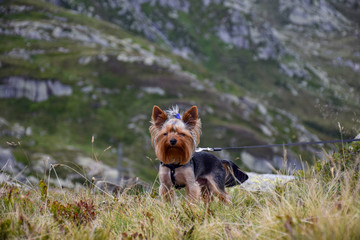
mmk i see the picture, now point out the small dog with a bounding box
[149,105,248,203]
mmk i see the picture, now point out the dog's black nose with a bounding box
[170,138,177,146]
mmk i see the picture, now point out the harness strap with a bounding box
[160,162,186,189]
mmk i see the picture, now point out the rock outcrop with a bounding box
[0,76,72,102]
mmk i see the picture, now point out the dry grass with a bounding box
[1,143,360,239]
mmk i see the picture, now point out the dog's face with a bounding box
[149,106,201,165]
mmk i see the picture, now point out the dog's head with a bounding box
[149,105,201,165]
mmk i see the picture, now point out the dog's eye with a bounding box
[163,133,168,136]
[179,133,186,136]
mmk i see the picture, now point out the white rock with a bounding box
[241,172,294,192]
[259,124,272,137]
[141,87,165,95]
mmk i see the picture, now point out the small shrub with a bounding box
[0,185,20,209]
[121,231,144,240]
[39,180,47,202]
[0,218,11,239]
[50,199,96,226]
[315,141,360,183]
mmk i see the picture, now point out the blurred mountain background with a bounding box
[0,0,359,187]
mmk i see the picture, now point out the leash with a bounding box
[196,138,360,152]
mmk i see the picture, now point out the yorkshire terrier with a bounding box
[149,105,248,203]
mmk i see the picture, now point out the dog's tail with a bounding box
[221,160,248,187]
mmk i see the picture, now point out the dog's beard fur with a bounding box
[150,105,201,165]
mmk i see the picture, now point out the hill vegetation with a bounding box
[1,142,359,239]
[0,0,359,184]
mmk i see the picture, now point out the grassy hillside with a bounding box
[0,0,304,181]
[0,0,244,180]
[0,0,359,186]
[57,0,360,139]
[1,142,359,239]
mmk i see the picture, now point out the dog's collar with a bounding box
[160,161,192,189]
[160,162,184,169]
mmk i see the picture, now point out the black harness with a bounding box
[160,159,194,189]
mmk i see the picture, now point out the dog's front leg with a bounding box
[159,183,175,203]
[159,165,175,203]
[185,181,201,203]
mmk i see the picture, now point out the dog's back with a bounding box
[192,151,226,180]
[192,152,248,187]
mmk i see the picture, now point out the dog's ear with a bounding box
[182,106,198,130]
[152,105,168,129]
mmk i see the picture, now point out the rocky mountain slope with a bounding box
[56,0,360,134]
[0,0,359,185]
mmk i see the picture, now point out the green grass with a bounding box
[1,142,360,239]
